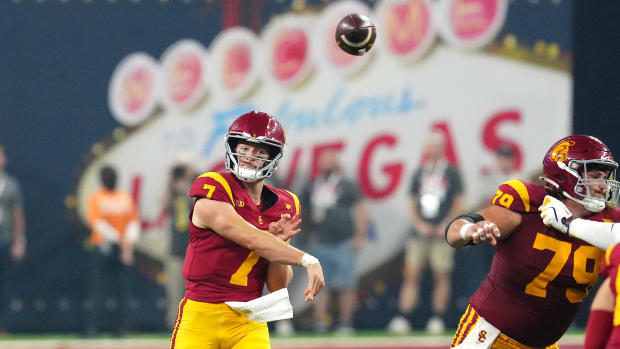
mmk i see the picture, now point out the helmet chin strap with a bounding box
[540,175,605,213]
[555,161,606,213]
[561,191,605,213]
[236,166,261,182]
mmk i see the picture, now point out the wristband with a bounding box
[301,253,319,267]
[459,223,474,240]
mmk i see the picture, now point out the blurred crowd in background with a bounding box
[0,130,524,336]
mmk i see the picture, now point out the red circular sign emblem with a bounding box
[272,29,308,82]
[108,53,160,127]
[223,44,251,90]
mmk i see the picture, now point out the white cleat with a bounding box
[387,315,411,334]
[426,316,445,335]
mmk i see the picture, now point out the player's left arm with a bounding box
[585,277,614,349]
[445,205,520,248]
[266,195,302,292]
[265,214,298,291]
[539,195,620,249]
[266,251,294,292]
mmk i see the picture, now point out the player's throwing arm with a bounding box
[193,198,325,302]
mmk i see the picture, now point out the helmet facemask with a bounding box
[555,159,620,212]
[225,134,283,182]
[541,135,620,213]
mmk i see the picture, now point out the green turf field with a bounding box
[0,330,586,349]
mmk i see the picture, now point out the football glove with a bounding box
[539,195,574,234]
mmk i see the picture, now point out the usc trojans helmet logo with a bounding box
[550,140,576,162]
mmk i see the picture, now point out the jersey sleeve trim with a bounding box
[284,190,300,215]
[197,172,235,206]
[502,179,531,212]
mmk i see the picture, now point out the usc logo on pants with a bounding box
[478,330,487,343]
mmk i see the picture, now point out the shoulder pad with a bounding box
[190,172,236,206]
[492,179,546,213]
[283,189,301,216]
[266,185,302,216]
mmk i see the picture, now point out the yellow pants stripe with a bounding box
[450,304,560,349]
[452,304,479,347]
[169,297,188,349]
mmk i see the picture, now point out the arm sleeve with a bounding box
[568,219,620,250]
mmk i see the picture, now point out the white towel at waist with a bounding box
[225,288,293,323]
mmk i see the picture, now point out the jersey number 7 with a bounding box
[203,183,261,287]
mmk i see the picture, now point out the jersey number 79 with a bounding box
[525,233,602,303]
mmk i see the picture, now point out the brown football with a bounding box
[335,13,377,56]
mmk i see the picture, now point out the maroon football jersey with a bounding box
[470,179,620,346]
[601,243,620,345]
[182,171,300,303]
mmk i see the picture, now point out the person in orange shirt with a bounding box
[85,165,140,337]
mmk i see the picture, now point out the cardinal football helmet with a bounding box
[225,111,286,182]
[541,135,620,212]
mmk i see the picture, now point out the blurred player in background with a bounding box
[0,145,26,333]
[478,144,521,207]
[445,135,620,347]
[170,111,324,349]
[300,148,369,335]
[163,160,196,330]
[86,165,140,337]
[388,131,463,334]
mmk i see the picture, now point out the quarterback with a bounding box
[170,111,325,349]
[445,135,620,348]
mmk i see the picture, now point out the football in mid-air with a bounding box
[335,13,377,56]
